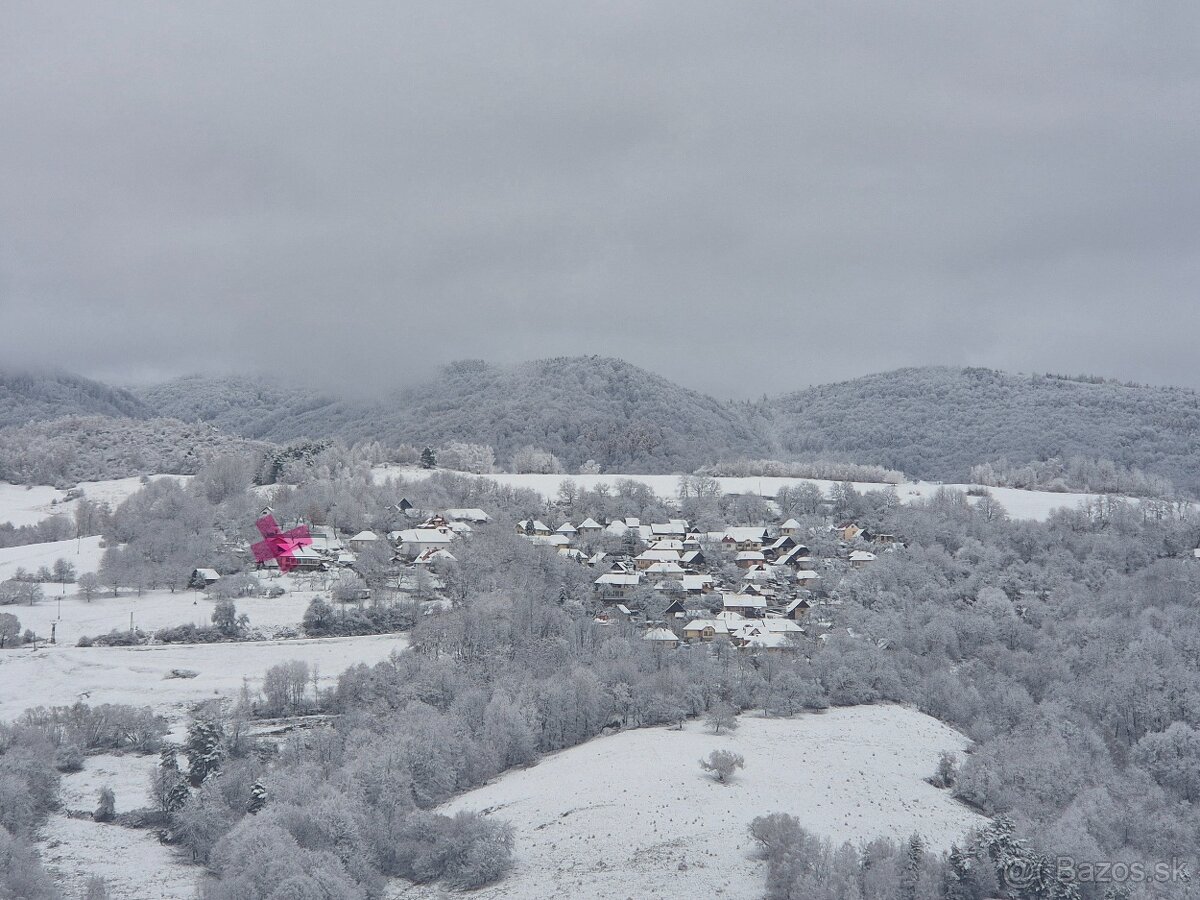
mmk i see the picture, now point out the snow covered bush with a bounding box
[699,749,744,783]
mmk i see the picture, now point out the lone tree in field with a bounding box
[94,786,116,822]
[706,701,739,734]
[700,749,745,783]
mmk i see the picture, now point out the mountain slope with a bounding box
[0,370,151,427]
[138,358,769,473]
[774,366,1200,493]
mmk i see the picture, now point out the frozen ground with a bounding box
[0,633,407,724]
[10,581,328,648]
[394,705,982,900]
[0,475,190,528]
[375,464,1109,522]
[0,535,105,583]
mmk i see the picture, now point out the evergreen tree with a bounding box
[421,447,437,469]
[184,719,225,786]
[247,781,267,815]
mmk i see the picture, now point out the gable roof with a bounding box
[578,518,603,529]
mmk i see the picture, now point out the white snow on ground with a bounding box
[40,811,198,900]
[0,475,190,528]
[375,464,1107,522]
[12,582,328,648]
[0,633,407,724]
[393,706,983,900]
[38,752,200,900]
[0,535,105,583]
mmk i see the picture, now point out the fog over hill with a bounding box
[0,370,151,428]
[5,358,1200,494]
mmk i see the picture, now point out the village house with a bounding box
[723,593,767,617]
[443,508,491,523]
[682,617,735,641]
[722,526,767,551]
[793,569,821,588]
[516,519,552,536]
[577,517,603,537]
[395,527,455,559]
[556,522,578,539]
[785,597,812,620]
[349,530,379,552]
[636,548,682,570]
[733,617,803,651]
[188,567,221,589]
[642,627,680,648]
[593,571,641,600]
[736,550,766,569]
[779,518,803,537]
[849,550,877,568]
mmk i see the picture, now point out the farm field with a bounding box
[395,705,982,900]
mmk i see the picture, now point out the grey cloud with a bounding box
[2,1,1198,396]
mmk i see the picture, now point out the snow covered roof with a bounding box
[683,618,732,634]
[532,534,571,547]
[415,548,456,563]
[578,518,602,530]
[643,627,678,642]
[193,568,220,581]
[780,518,801,530]
[736,550,766,561]
[786,597,812,614]
[396,528,454,544]
[645,561,686,575]
[651,523,686,536]
[849,550,877,562]
[724,527,767,543]
[556,522,578,534]
[350,530,378,542]
[649,539,684,552]
[443,508,490,522]
[793,569,820,580]
[638,549,682,562]
[680,574,713,591]
[723,593,767,609]
[595,572,641,586]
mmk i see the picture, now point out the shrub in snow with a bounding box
[395,810,515,889]
[699,749,745,783]
[94,786,116,822]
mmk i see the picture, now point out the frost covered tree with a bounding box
[185,718,225,786]
[0,612,19,648]
[706,702,738,734]
[76,572,101,602]
[699,749,744,783]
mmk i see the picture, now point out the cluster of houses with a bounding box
[247,505,492,573]
[517,514,898,652]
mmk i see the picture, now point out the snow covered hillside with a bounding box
[0,633,406,724]
[396,706,983,900]
[0,475,190,528]
[380,465,1108,522]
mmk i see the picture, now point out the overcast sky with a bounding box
[2,2,1198,398]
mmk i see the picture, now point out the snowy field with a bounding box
[0,475,189,528]
[39,751,197,899]
[0,534,105,583]
[394,705,982,900]
[10,581,327,648]
[0,633,407,724]
[375,465,1107,522]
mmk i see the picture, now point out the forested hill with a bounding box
[0,370,151,427]
[138,358,769,473]
[12,360,1200,494]
[773,366,1200,494]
